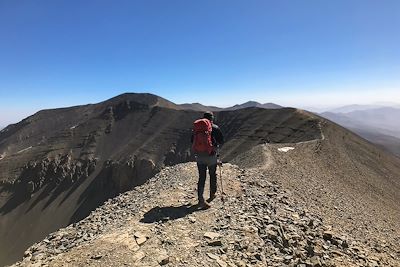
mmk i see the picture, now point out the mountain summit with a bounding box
[225,101,282,110]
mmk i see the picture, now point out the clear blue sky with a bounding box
[0,0,399,126]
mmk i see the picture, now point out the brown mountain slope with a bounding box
[234,115,400,260]
[0,95,321,266]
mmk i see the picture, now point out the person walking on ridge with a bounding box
[191,111,224,208]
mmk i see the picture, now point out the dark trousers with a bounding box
[197,163,217,201]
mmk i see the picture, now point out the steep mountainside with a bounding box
[321,110,400,156]
[0,94,320,266]
[246,120,400,258]
[353,129,400,157]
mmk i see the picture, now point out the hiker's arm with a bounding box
[214,126,224,147]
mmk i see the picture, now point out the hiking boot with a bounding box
[207,193,217,202]
[198,199,211,209]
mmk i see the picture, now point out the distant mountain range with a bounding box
[320,106,400,156]
[305,103,400,114]
[0,100,283,130]
[223,101,282,110]
[327,104,394,113]
[177,103,223,112]
[178,101,282,112]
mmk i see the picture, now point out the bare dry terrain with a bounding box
[0,93,321,266]
[1,93,399,266]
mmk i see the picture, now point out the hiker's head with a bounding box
[203,111,214,122]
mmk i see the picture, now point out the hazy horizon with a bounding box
[1,92,400,128]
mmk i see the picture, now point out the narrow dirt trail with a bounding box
[30,163,244,267]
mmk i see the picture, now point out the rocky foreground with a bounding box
[12,162,399,267]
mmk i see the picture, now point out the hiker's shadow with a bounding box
[140,203,203,223]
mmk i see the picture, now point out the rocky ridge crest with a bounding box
[12,162,398,267]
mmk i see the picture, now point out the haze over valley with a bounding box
[317,104,400,156]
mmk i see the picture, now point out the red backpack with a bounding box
[192,118,214,155]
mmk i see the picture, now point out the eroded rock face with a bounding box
[102,157,158,193]
[5,153,166,212]
[163,145,192,166]
[14,155,97,195]
[100,100,150,122]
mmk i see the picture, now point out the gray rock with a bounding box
[208,240,223,246]
[310,256,322,267]
[216,259,228,267]
[158,255,169,265]
[204,232,221,239]
[90,254,102,260]
[323,231,334,241]
[207,253,220,260]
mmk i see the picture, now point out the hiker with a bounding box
[191,111,224,208]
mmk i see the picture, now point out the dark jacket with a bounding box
[210,123,224,147]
